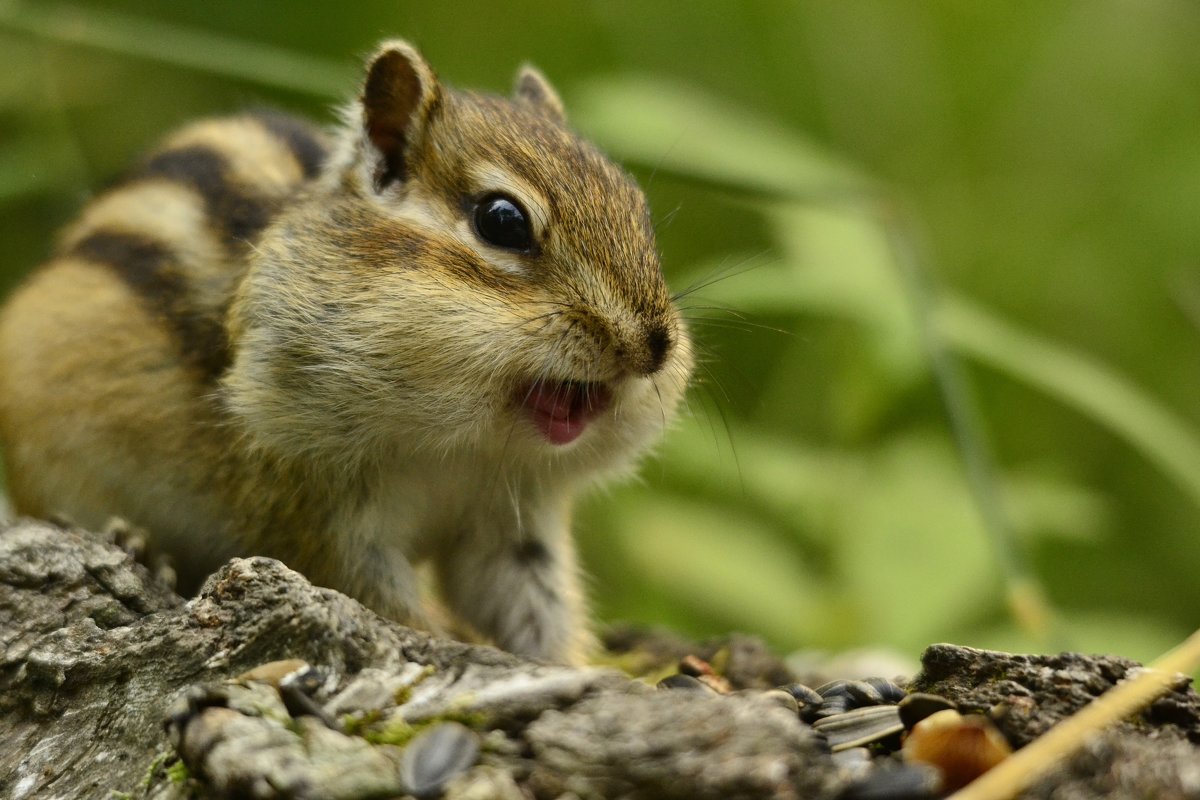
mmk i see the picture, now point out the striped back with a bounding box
[56,111,330,383]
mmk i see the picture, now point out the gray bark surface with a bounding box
[2,519,1198,799]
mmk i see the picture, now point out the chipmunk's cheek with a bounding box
[516,379,612,445]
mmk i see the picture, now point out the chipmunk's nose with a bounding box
[643,324,672,375]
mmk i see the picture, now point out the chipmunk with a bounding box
[0,40,692,663]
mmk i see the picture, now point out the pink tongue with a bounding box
[522,381,609,445]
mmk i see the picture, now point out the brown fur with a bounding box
[0,40,692,663]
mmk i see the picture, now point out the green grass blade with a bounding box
[0,0,351,97]
[939,294,1200,510]
[881,213,1054,644]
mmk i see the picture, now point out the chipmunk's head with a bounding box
[227,40,692,479]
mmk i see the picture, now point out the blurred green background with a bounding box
[2,1,1198,665]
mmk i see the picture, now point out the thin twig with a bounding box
[875,199,1054,643]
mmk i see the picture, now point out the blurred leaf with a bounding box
[662,412,1105,548]
[773,204,924,384]
[938,295,1200,511]
[0,139,66,200]
[0,137,79,202]
[1003,470,1108,543]
[0,32,41,104]
[571,76,870,200]
[677,208,926,436]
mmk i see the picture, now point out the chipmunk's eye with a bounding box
[473,194,532,252]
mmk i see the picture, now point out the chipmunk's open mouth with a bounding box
[518,379,612,445]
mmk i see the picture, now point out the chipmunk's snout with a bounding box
[561,300,676,379]
[615,321,674,377]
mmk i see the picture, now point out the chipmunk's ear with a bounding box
[514,64,565,124]
[361,40,440,190]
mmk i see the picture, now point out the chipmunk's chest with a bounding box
[331,458,517,560]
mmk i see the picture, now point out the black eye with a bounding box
[473,194,532,252]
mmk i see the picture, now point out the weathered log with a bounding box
[2,519,1198,799]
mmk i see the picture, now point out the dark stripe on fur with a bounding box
[68,231,231,381]
[137,146,274,252]
[252,111,328,179]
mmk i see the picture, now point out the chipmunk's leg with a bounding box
[302,535,433,633]
[354,549,432,630]
[434,500,593,664]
